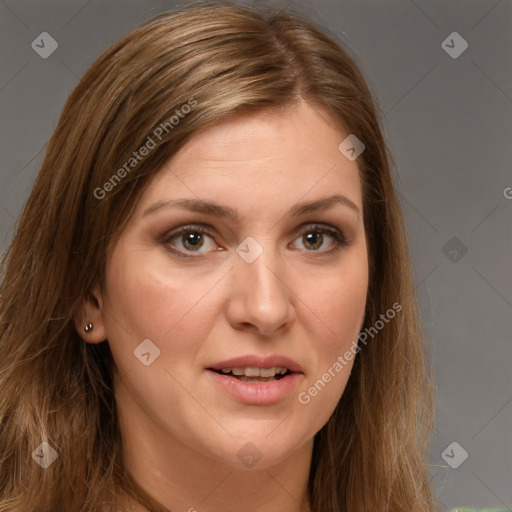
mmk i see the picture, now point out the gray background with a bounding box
[1,0,511,510]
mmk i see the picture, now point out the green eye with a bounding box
[161,223,348,259]
[294,224,347,253]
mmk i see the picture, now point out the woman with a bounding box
[0,2,437,511]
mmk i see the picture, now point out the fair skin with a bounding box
[78,100,368,511]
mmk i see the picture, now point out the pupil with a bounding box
[184,233,203,250]
[305,232,322,250]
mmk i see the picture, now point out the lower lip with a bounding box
[207,370,302,405]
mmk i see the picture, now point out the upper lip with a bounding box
[208,355,303,373]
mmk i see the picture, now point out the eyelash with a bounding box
[160,223,348,259]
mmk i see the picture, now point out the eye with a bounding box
[160,223,348,258]
[290,223,347,255]
[162,224,219,258]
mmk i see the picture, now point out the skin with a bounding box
[77,99,369,512]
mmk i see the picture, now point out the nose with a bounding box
[225,242,296,337]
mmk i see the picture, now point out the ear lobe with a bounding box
[73,287,107,344]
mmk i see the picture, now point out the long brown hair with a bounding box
[0,2,437,510]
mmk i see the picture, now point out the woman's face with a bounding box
[96,100,368,470]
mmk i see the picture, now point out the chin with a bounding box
[195,432,301,471]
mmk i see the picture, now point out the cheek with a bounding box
[102,246,219,369]
[300,248,368,405]
[313,251,368,349]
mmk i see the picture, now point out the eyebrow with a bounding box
[143,194,361,220]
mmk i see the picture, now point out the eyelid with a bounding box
[293,222,346,240]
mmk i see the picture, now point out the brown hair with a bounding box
[0,2,437,510]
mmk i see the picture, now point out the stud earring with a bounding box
[84,323,93,333]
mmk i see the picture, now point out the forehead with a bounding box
[177,101,352,167]
[138,101,363,217]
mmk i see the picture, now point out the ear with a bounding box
[73,285,108,344]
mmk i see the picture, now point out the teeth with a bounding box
[220,366,288,377]
[259,368,278,378]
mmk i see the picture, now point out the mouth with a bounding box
[208,366,293,383]
[206,356,303,405]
